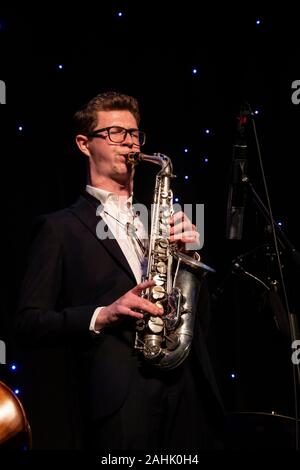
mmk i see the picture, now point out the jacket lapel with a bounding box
[68,193,136,283]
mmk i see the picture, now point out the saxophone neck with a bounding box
[127,152,174,176]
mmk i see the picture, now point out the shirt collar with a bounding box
[86,185,133,208]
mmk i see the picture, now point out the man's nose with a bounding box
[123,131,134,145]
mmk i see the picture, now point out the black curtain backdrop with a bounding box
[1,4,300,449]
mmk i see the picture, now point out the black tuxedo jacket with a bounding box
[15,192,223,449]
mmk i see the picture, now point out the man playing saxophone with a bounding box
[15,91,224,451]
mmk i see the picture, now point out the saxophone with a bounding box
[127,152,215,370]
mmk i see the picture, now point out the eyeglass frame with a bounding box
[86,126,146,146]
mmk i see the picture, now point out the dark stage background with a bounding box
[1,4,300,449]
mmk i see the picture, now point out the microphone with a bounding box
[226,107,250,240]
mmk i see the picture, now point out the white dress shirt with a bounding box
[86,185,148,333]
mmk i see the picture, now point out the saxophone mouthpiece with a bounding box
[126,152,143,166]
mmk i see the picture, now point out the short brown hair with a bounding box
[73,91,141,135]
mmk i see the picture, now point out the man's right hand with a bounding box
[95,279,163,330]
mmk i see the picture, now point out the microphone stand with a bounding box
[225,104,299,448]
[237,171,300,448]
[234,103,300,386]
[240,172,300,375]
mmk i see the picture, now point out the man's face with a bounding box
[86,109,140,183]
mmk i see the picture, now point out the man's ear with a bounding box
[75,134,91,157]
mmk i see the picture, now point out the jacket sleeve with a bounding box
[15,216,98,347]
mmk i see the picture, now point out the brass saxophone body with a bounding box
[128,152,214,370]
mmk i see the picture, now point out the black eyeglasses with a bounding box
[87,126,146,146]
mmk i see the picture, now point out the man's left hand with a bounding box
[168,211,200,252]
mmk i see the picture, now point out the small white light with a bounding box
[117,12,123,17]
[204,157,208,163]
[11,364,17,371]
[174,197,179,202]
[184,148,189,153]
[205,129,210,134]
[254,109,259,115]
[14,389,20,395]
[192,68,198,74]
[184,175,189,180]
[18,126,23,131]
[256,19,261,25]
[58,64,63,70]
[230,373,236,379]
[277,221,282,226]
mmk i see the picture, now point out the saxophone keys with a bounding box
[155,301,164,312]
[136,318,146,331]
[154,253,168,261]
[157,239,168,249]
[156,262,167,274]
[160,223,169,235]
[152,274,165,286]
[148,316,164,333]
[151,285,166,300]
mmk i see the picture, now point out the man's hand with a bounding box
[169,211,200,252]
[95,279,163,330]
